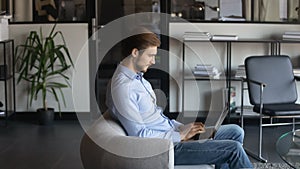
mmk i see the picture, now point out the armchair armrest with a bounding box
[244,78,266,114]
[102,135,173,160]
[81,132,174,169]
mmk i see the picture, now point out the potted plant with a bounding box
[15,24,74,125]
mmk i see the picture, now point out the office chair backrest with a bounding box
[245,55,298,105]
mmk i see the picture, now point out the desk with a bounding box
[276,129,300,169]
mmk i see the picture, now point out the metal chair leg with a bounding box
[258,116,267,162]
[292,118,295,132]
[244,116,268,163]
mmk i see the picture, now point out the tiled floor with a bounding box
[0,115,297,169]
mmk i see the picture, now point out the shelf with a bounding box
[182,37,282,125]
[0,39,16,126]
[184,75,244,81]
[235,106,259,117]
[184,39,277,43]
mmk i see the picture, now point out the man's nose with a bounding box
[151,57,156,64]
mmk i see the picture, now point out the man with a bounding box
[106,28,253,169]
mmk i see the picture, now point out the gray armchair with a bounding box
[80,112,214,169]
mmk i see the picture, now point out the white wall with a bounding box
[9,23,90,112]
[169,22,300,113]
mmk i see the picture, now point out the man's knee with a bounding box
[230,124,245,142]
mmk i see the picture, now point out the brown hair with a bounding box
[122,27,161,58]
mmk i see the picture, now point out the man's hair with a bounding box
[122,27,161,58]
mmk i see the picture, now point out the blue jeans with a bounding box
[174,124,253,169]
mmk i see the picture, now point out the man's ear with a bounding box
[131,48,139,58]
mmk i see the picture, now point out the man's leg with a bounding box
[214,124,245,143]
[213,124,252,169]
[174,124,253,169]
[174,140,252,169]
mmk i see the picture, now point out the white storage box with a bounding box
[0,16,11,41]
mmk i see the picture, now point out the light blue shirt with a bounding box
[106,64,182,142]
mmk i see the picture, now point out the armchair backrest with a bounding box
[245,55,298,105]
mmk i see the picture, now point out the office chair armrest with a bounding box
[244,78,267,87]
[294,76,300,81]
[244,78,266,114]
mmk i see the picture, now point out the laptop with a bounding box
[194,105,229,140]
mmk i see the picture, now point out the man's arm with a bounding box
[115,112,181,142]
[111,82,182,142]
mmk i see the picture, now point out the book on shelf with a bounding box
[184,32,211,36]
[193,70,220,76]
[219,16,246,21]
[235,65,246,78]
[212,34,238,41]
[282,32,300,40]
[183,32,211,41]
[283,31,300,35]
[193,70,215,76]
[193,64,221,78]
[282,34,300,39]
[195,64,215,71]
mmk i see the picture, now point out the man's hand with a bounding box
[179,122,205,141]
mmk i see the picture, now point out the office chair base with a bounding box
[244,148,268,163]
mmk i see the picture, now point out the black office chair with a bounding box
[244,55,300,162]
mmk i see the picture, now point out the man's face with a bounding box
[133,46,157,73]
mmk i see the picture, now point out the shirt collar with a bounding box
[117,64,143,80]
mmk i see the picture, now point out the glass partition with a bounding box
[170,0,300,23]
[3,0,300,23]
[6,0,87,23]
